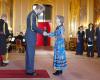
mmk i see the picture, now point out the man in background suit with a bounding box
[0,14,9,66]
[86,23,94,57]
[25,4,47,76]
[96,23,100,58]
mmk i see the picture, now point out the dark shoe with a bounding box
[53,70,62,76]
[0,63,8,67]
[97,56,100,58]
[33,72,38,76]
[91,55,94,57]
[26,72,34,75]
[91,56,94,57]
[53,71,59,76]
[26,72,38,76]
[59,70,62,75]
[75,53,79,55]
[80,53,83,55]
[87,54,90,57]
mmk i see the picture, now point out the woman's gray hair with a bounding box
[56,15,64,24]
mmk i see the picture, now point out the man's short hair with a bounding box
[35,4,45,11]
[57,15,64,24]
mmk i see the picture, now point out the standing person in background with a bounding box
[76,26,85,55]
[96,23,100,58]
[0,14,9,66]
[16,32,24,43]
[9,30,13,37]
[86,23,95,57]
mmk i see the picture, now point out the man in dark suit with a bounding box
[25,4,47,75]
[96,23,100,57]
[0,14,9,66]
[86,23,94,57]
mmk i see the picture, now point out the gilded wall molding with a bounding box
[31,0,55,6]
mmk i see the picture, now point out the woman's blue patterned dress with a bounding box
[48,25,67,70]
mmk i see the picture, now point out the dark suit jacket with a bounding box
[96,27,100,46]
[0,19,9,54]
[86,29,94,45]
[0,19,9,37]
[25,10,43,45]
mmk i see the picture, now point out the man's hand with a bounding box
[43,31,48,36]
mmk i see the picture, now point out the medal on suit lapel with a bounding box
[3,23,5,34]
[30,13,34,31]
[36,16,38,27]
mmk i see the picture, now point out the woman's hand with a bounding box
[43,31,49,36]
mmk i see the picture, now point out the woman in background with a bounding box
[86,23,94,57]
[76,26,85,55]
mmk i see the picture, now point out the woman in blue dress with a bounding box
[47,15,67,76]
[76,26,85,55]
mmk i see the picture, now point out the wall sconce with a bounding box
[69,32,73,38]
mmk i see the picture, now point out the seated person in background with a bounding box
[16,32,24,43]
[15,32,26,52]
[9,31,13,38]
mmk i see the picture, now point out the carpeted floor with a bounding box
[0,50,100,80]
[0,70,50,78]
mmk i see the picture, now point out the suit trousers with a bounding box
[26,41,36,73]
[87,46,94,57]
[97,47,100,57]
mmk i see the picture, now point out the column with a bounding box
[13,0,21,35]
[2,0,6,14]
[64,0,70,49]
[13,0,29,35]
[87,0,94,24]
[21,0,29,33]
[0,0,2,16]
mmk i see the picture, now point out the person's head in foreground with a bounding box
[56,15,64,26]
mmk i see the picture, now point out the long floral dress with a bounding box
[48,25,67,70]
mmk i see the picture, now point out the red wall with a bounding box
[36,22,51,46]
